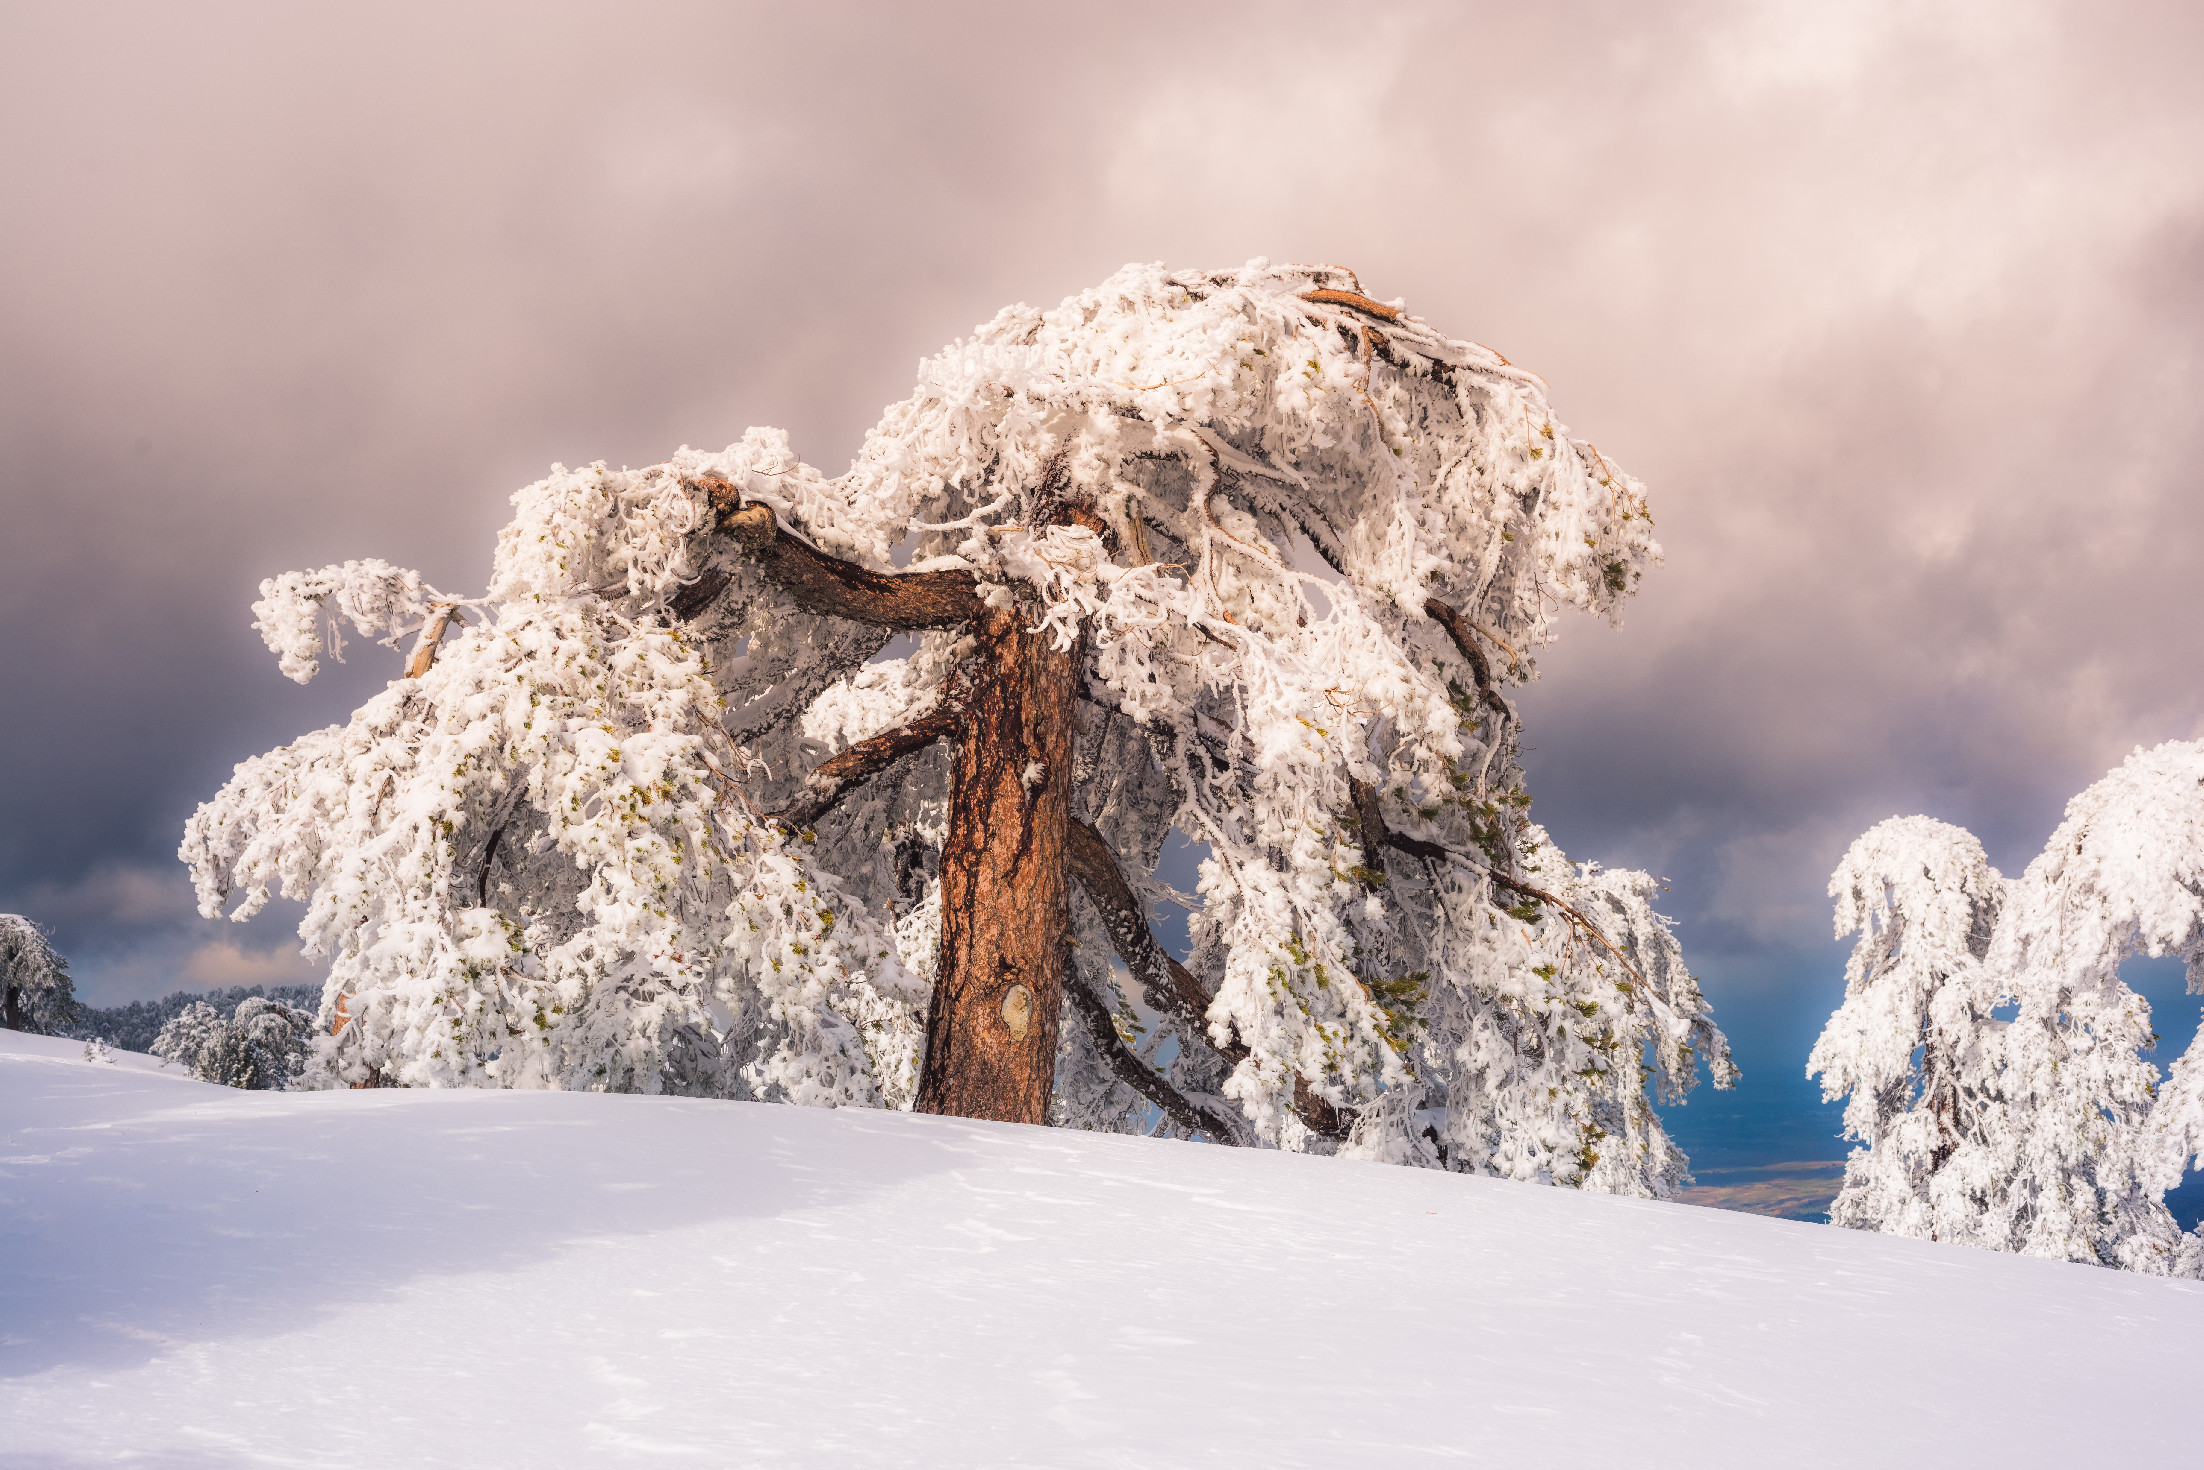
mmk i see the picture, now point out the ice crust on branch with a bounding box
[184,261,1732,1194]
[252,560,454,685]
[1814,742,2204,1275]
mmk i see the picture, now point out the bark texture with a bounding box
[699,480,981,629]
[1062,969,1245,1142]
[914,605,1076,1124]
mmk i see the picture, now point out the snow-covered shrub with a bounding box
[1814,741,2204,1273]
[1,915,78,1035]
[153,995,312,1090]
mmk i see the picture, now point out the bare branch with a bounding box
[403,605,458,680]
[1065,818,1353,1139]
[1062,970,1245,1144]
[1422,597,1518,690]
[1298,288,1402,322]
[687,474,982,629]
[767,708,958,832]
[1065,819,1221,1042]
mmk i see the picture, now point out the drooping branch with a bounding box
[688,474,983,629]
[1349,777,1646,992]
[767,708,958,832]
[1065,819,1224,1043]
[1062,970,1245,1144]
[1423,597,1522,797]
[1065,818,1352,1139]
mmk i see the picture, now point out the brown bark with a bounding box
[914,605,1077,1124]
[696,478,982,629]
[1298,288,1402,322]
[328,993,386,1087]
[698,468,1346,1132]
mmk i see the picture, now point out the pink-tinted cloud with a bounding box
[3,2,2200,1024]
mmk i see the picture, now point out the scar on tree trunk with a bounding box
[913,604,1078,1125]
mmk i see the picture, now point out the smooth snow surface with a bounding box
[4,1032,2198,1469]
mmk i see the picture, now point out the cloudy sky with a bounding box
[5,1,2201,1176]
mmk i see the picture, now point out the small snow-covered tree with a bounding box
[184,261,1733,1189]
[153,994,312,1089]
[1814,741,2204,1273]
[0,915,77,1035]
[1811,819,2009,1245]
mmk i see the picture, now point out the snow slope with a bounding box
[3,1031,2198,1468]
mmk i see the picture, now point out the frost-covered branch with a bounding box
[1067,819,1351,1140]
[1062,969,1245,1144]
[1421,598,1515,701]
[1349,778,1646,991]
[402,604,460,679]
[1065,819,1222,1048]
[769,708,958,833]
[700,480,983,629]
[253,560,458,684]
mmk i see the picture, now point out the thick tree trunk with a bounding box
[915,604,1076,1124]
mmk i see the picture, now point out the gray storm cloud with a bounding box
[3,0,2200,1127]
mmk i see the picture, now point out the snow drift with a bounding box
[3,1030,2197,1467]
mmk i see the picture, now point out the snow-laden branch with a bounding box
[704,482,983,629]
[252,560,459,684]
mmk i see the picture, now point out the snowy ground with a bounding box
[4,1031,2198,1469]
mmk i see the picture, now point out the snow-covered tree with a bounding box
[0,915,77,1035]
[1814,741,2204,1273]
[153,994,312,1090]
[1811,819,2010,1246]
[183,261,1733,1190]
